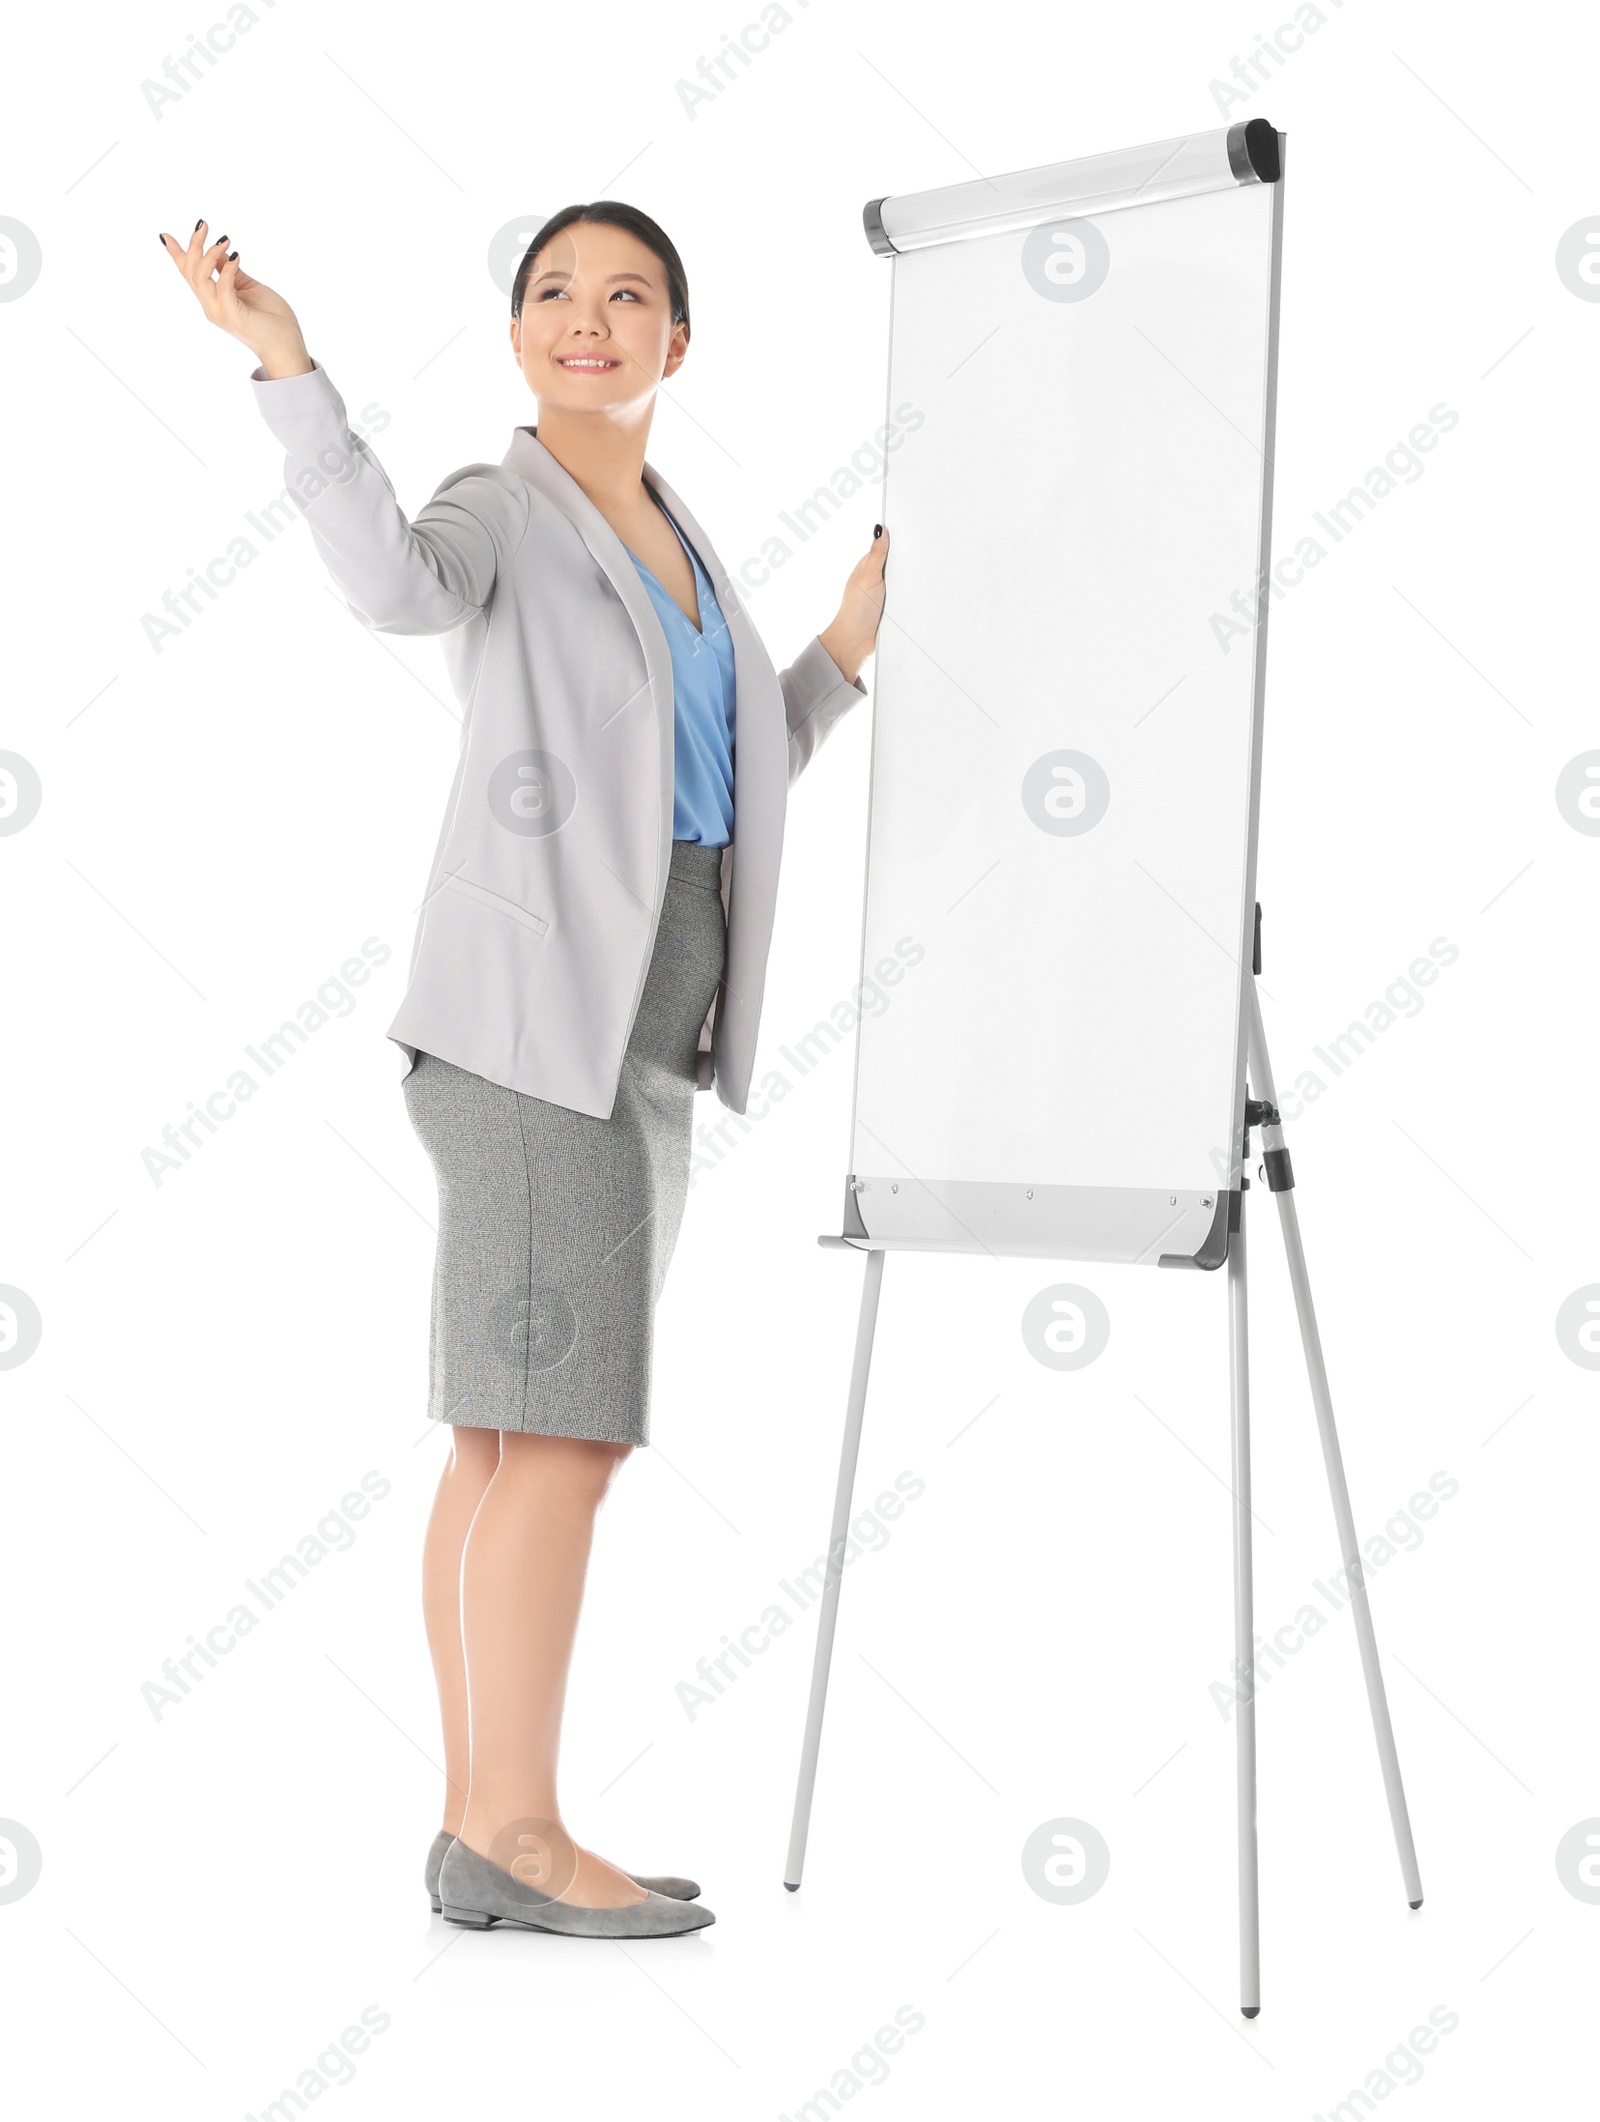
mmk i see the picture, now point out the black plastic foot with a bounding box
[1409,1898,1423,1909]
[784,1881,799,1892]
[1241,2005,1260,2019]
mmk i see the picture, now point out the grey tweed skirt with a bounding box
[402,839,727,1446]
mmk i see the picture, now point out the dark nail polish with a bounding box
[158,232,167,249]
[873,524,883,538]
[216,235,227,246]
[194,217,204,230]
[227,250,238,262]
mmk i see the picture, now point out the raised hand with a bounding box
[157,217,313,380]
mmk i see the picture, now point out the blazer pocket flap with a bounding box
[438,872,551,938]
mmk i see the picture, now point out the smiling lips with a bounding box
[557,355,619,370]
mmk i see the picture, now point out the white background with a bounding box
[1,1,1594,2115]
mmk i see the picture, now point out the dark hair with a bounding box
[511,202,690,338]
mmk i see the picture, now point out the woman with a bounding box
[160,201,886,1938]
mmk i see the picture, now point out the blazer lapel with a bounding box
[502,425,679,683]
[636,461,789,903]
[500,427,676,914]
[497,429,789,1055]
[498,427,788,885]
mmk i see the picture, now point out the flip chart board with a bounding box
[840,121,1285,1266]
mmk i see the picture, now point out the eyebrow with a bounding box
[530,269,655,288]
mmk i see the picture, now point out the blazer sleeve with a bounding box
[779,634,868,787]
[249,358,530,635]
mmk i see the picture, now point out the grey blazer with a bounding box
[249,357,867,1118]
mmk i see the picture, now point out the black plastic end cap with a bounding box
[1241,2004,1261,2019]
[1409,1898,1423,1909]
[784,1881,799,1893]
[1243,118,1281,182]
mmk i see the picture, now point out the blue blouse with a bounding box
[623,499,737,849]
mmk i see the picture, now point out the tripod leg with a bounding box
[1229,1190,1262,2018]
[784,1245,886,1891]
[1245,980,1424,1909]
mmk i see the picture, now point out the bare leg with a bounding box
[456,1431,646,1908]
[421,1424,503,1835]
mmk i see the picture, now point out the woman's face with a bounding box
[511,221,687,421]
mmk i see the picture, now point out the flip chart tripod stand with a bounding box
[782,911,1423,2017]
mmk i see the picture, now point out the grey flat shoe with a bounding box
[438,1837,715,1938]
[425,1831,699,1911]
